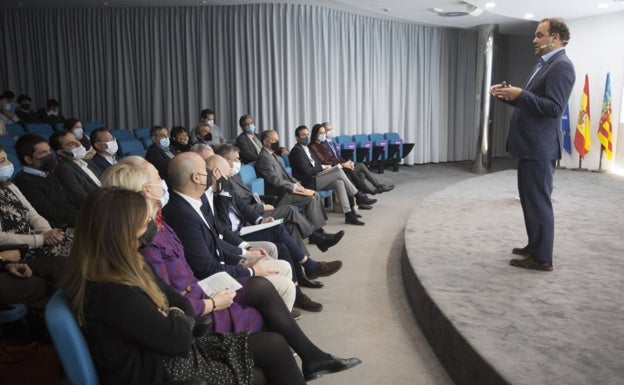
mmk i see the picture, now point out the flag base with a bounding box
[591,169,607,173]
[570,168,589,171]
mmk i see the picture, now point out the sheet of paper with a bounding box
[239,218,284,236]
[197,271,243,297]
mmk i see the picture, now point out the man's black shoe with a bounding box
[303,355,362,381]
[512,245,531,257]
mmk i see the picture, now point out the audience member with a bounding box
[170,125,191,153]
[49,130,102,207]
[313,122,394,194]
[145,125,176,181]
[0,248,49,308]
[1,90,15,112]
[192,122,213,146]
[37,98,66,126]
[61,188,360,384]
[0,92,19,124]
[14,134,78,228]
[195,108,227,146]
[14,94,40,123]
[163,152,296,309]
[235,114,263,164]
[89,127,118,172]
[64,118,96,159]
[290,125,372,226]
[214,143,344,253]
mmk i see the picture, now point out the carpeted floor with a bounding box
[404,168,624,385]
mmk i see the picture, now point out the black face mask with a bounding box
[215,176,231,193]
[203,133,213,142]
[22,103,31,110]
[139,220,158,249]
[271,141,280,153]
[37,154,57,172]
[297,137,310,146]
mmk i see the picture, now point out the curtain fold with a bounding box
[1,4,480,164]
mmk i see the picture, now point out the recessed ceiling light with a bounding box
[485,2,496,8]
[381,8,391,12]
[524,13,534,19]
[433,8,443,13]
[597,3,608,8]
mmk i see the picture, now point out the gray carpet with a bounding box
[404,169,624,385]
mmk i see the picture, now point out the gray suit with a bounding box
[254,147,327,230]
[503,49,575,262]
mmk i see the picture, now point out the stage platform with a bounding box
[402,169,624,385]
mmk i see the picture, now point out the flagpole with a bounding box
[571,156,588,171]
[592,147,607,173]
[556,159,566,169]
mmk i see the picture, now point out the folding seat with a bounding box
[239,163,264,195]
[117,139,147,157]
[110,129,134,141]
[5,123,25,137]
[25,123,54,139]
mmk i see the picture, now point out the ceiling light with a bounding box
[433,7,443,13]
[524,13,534,19]
[597,3,608,8]
[485,2,496,8]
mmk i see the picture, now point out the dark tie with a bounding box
[200,195,217,230]
[272,153,295,183]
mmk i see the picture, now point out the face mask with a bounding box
[207,120,215,127]
[0,163,14,181]
[22,103,31,110]
[139,220,158,248]
[326,130,334,139]
[71,145,87,159]
[105,140,118,155]
[48,110,59,116]
[203,132,213,142]
[297,137,310,146]
[246,124,255,133]
[317,134,326,142]
[270,141,280,153]
[231,160,241,176]
[159,137,170,148]
[37,154,57,172]
[215,175,231,193]
[72,128,84,140]
[145,179,169,208]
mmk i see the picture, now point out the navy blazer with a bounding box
[145,144,176,181]
[288,143,323,189]
[92,153,115,172]
[162,191,251,279]
[53,158,102,207]
[235,132,262,164]
[506,49,575,160]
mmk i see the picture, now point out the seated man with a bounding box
[254,130,331,234]
[312,122,394,194]
[163,152,296,310]
[235,114,263,164]
[14,134,78,229]
[199,108,227,146]
[37,98,66,127]
[214,143,344,253]
[14,94,40,123]
[290,125,373,226]
[208,154,343,311]
[49,130,102,208]
[0,93,19,124]
[0,248,49,309]
[191,122,214,146]
[89,127,118,172]
[145,125,176,181]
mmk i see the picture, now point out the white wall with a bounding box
[564,12,624,171]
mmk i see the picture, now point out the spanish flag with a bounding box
[574,74,591,159]
[598,72,613,160]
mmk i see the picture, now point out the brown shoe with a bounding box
[509,256,553,271]
[291,309,302,320]
[305,261,343,280]
[512,245,531,257]
[294,293,323,312]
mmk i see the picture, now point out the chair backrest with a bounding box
[133,128,151,140]
[45,290,99,385]
[25,123,54,138]
[0,135,16,149]
[239,163,264,195]
[110,129,135,141]
[6,123,25,137]
[0,303,28,324]
[54,122,65,131]
[118,139,147,157]
[83,122,105,132]
[276,155,292,176]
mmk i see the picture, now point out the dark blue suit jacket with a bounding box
[162,191,251,279]
[506,49,575,160]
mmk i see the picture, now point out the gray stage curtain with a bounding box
[1,4,479,164]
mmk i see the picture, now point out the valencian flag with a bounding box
[598,72,613,160]
[561,104,572,155]
[574,74,591,159]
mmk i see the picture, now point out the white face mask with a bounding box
[326,130,334,139]
[72,128,84,140]
[207,120,215,127]
[105,139,118,155]
[71,145,87,159]
[231,160,241,176]
[145,179,170,208]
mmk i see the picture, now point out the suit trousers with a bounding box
[315,167,358,212]
[245,241,278,259]
[258,259,296,311]
[347,162,380,192]
[278,192,327,230]
[517,159,556,262]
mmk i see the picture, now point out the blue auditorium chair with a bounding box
[133,128,150,142]
[384,132,414,171]
[239,163,265,195]
[368,133,389,173]
[333,135,355,161]
[5,123,25,137]
[352,134,373,164]
[117,139,147,157]
[83,121,105,132]
[25,123,54,139]
[54,122,65,131]
[0,135,16,149]
[110,129,134,141]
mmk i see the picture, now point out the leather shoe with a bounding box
[356,193,377,205]
[294,293,323,312]
[358,204,373,210]
[380,184,395,192]
[298,274,324,288]
[345,211,365,225]
[303,354,362,381]
[509,256,553,271]
[305,261,342,280]
[309,230,344,252]
[291,309,302,320]
[512,245,531,257]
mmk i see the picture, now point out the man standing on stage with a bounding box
[490,17,575,271]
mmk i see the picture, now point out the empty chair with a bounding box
[368,133,388,173]
[384,132,414,171]
[352,134,373,164]
[110,129,134,141]
[139,136,152,149]
[83,121,105,132]
[333,135,356,161]
[0,135,16,149]
[5,123,25,137]
[239,163,265,195]
[133,127,150,141]
[54,122,65,131]
[25,123,54,139]
[117,139,146,157]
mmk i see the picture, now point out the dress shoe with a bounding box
[358,203,373,210]
[298,275,324,288]
[291,309,302,320]
[356,193,377,205]
[302,354,362,381]
[380,184,395,192]
[345,211,365,225]
[294,293,323,312]
[309,230,343,252]
[512,245,531,257]
[325,230,345,244]
[509,256,553,271]
[305,261,342,280]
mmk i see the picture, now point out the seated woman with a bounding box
[62,188,361,384]
[170,125,191,153]
[64,118,95,160]
[0,146,69,305]
[100,156,360,379]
